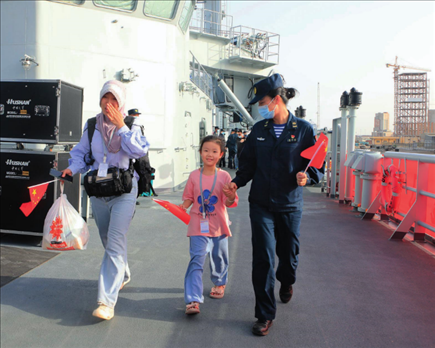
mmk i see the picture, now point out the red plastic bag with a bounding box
[42,183,89,250]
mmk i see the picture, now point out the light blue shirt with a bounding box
[68,120,150,176]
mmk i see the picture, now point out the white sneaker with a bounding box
[92,304,114,320]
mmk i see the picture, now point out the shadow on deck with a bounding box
[1,174,435,348]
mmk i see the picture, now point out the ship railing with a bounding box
[227,25,280,64]
[189,7,233,39]
[397,142,435,152]
[364,152,435,242]
[189,52,213,100]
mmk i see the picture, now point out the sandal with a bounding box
[210,285,226,299]
[185,302,200,315]
[120,278,130,290]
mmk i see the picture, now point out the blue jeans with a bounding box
[184,235,229,304]
[249,203,302,321]
[90,179,137,308]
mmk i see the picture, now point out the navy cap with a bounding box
[128,108,141,115]
[249,74,283,105]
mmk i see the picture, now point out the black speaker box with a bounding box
[0,149,81,235]
[0,80,83,144]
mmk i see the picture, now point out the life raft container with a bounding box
[380,164,401,214]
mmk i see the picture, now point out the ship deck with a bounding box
[1,169,435,348]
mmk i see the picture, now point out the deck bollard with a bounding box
[343,150,361,206]
[350,150,371,211]
[359,152,383,213]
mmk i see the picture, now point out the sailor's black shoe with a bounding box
[279,284,293,303]
[252,320,273,336]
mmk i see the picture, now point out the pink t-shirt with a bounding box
[182,169,238,237]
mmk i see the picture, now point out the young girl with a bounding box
[180,135,238,315]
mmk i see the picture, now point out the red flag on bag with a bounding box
[300,133,328,170]
[153,198,191,225]
[20,183,49,217]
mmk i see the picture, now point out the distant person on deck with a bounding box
[226,129,237,169]
[128,108,141,117]
[218,129,226,168]
[128,108,142,205]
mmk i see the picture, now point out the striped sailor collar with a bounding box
[264,110,297,129]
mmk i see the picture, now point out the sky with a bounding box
[226,1,435,135]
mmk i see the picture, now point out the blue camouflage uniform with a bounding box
[232,111,324,321]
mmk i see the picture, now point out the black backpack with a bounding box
[84,116,157,197]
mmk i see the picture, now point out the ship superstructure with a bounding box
[0,0,279,191]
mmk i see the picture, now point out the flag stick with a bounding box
[303,140,325,174]
[28,179,58,189]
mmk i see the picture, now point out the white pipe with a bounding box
[345,106,357,200]
[330,118,340,198]
[216,76,255,126]
[339,107,348,203]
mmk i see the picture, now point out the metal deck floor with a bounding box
[1,171,435,348]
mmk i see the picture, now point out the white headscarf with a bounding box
[96,80,127,153]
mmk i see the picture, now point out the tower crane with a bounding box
[386,56,431,137]
[386,56,431,75]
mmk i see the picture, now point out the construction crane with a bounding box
[386,56,431,74]
[386,56,431,137]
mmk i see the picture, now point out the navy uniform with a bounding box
[232,75,324,324]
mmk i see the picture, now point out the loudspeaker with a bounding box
[0,149,81,236]
[233,112,242,123]
[0,80,83,144]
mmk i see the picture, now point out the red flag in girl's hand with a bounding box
[153,198,191,225]
[301,132,329,170]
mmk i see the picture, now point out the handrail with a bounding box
[189,52,213,99]
[362,152,435,241]
[189,7,233,38]
[384,151,435,164]
[228,25,280,64]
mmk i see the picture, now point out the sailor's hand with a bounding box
[297,172,308,186]
[106,103,125,129]
[223,183,237,197]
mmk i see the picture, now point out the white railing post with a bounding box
[339,107,348,203]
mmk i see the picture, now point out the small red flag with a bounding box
[20,183,49,217]
[301,133,328,169]
[153,198,191,225]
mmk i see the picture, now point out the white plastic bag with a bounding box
[42,183,89,250]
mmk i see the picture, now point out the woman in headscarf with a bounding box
[62,80,149,320]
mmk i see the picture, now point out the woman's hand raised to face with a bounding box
[106,103,125,130]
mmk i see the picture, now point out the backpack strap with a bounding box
[84,117,97,165]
